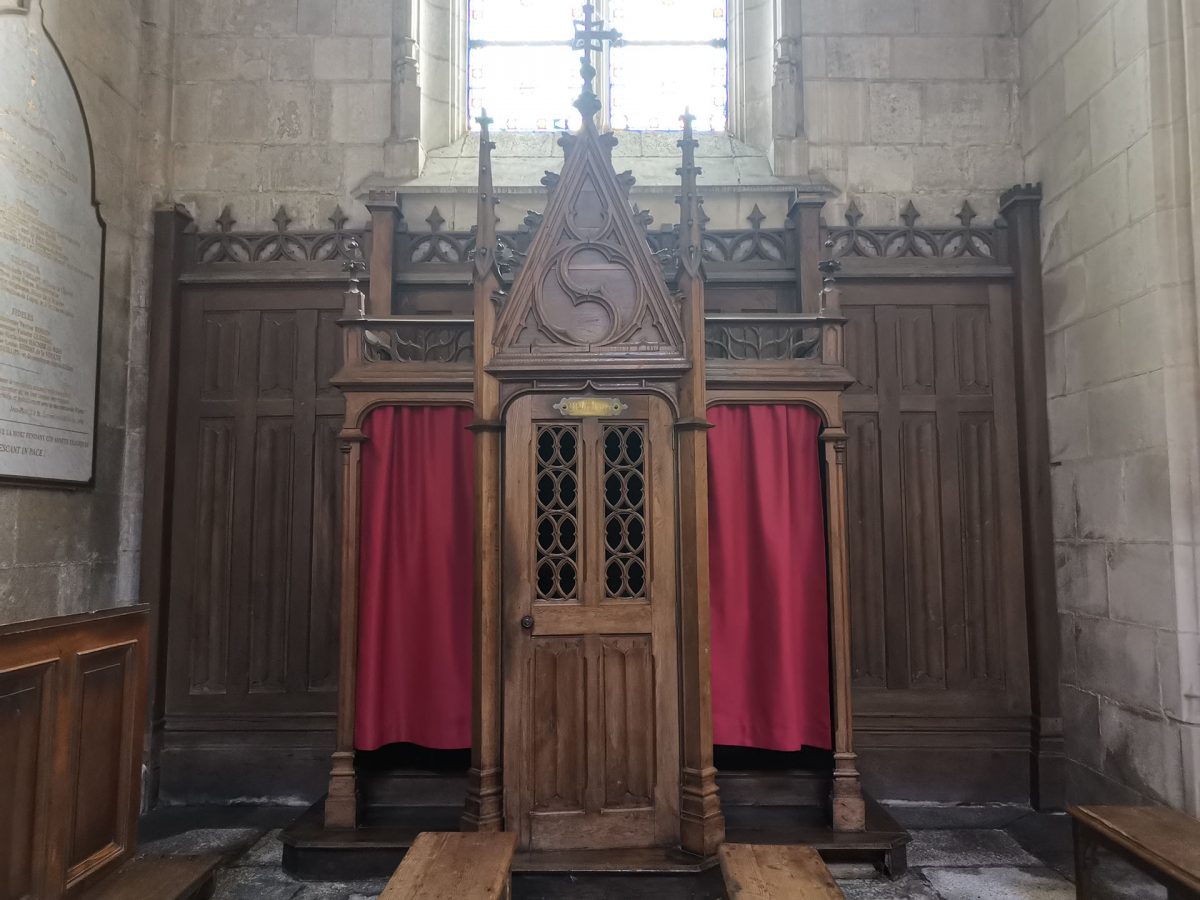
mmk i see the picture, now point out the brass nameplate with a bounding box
[554,397,628,418]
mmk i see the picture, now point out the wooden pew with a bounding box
[1070,805,1200,899]
[380,832,519,899]
[720,843,845,899]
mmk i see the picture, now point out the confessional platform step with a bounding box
[280,792,908,882]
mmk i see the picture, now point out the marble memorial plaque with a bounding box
[0,0,103,484]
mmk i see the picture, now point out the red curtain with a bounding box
[707,404,831,751]
[355,405,474,751]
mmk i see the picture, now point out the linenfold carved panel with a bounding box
[491,129,686,370]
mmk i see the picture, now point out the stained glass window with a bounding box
[467,0,727,132]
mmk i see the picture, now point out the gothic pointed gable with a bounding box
[490,122,688,373]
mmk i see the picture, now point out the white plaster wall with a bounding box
[1021,0,1200,814]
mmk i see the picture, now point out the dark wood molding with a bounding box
[1001,183,1066,811]
[787,199,824,314]
[365,191,402,317]
[140,205,193,809]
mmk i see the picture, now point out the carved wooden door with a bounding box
[502,393,680,851]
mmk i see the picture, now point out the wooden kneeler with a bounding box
[720,843,845,899]
[380,832,519,899]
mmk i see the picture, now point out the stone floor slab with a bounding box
[291,879,389,899]
[211,866,304,900]
[1090,853,1169,899]
[839,872,941,899]
[140,827,262,858]
[924,866,1073,899]
[884,802,1033,831]
[234,829,285,868]
[1007,812,1074,878]
[908,829,1043,868]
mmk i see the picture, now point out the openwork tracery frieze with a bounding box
[196,205,365,264]
[361,323,474,363]
[823,199,999,261]
[192,198,1003,269]
[704,321,822,361]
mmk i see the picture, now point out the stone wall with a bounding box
[170,0,395,231]
[1021,0,1200,813]
[0,0,166,626]
[796,0,1023,224]
[167,0,1026,231]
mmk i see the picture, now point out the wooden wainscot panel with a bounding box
[0,606,150,899]
[841,277,1033,801]
[0,657,55,899]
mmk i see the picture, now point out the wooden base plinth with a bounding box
[831,753,866,832]
[324,751,359,829]
[461,766,504,832]
[680,765,726,858]
[283,792,910,882]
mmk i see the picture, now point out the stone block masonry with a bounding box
[171,0,395,230]
[801,0,1022,224]
[1021,0,1200,815]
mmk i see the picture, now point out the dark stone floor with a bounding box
[135,804,1168,898]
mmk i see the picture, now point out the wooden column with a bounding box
[1001,183,1066,810]
[365,191,401,317]
[788,198,825,314]
[675,117,726,858]
[325,428,365,828]
[462,113,505,832]
[141,204,193,807]
[823,428,866,832]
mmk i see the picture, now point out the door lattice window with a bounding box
[535,425,580,601]
[602,425,647,599]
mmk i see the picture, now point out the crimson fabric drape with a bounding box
[355,405,474,751]
[707,404,831,751]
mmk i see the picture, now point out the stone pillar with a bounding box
[388,0,423,178]
[772,0,807,176]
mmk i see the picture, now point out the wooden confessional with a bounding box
[321,100,866,859]
[142,81,1059,885]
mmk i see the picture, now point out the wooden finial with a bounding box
[474,109,499,280]
[676,110,704,279]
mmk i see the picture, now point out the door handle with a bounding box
[520,615,535,630]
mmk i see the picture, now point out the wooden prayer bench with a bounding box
[380,831,519,899]
[719,843,845,899]
[1070,805,1200,899]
